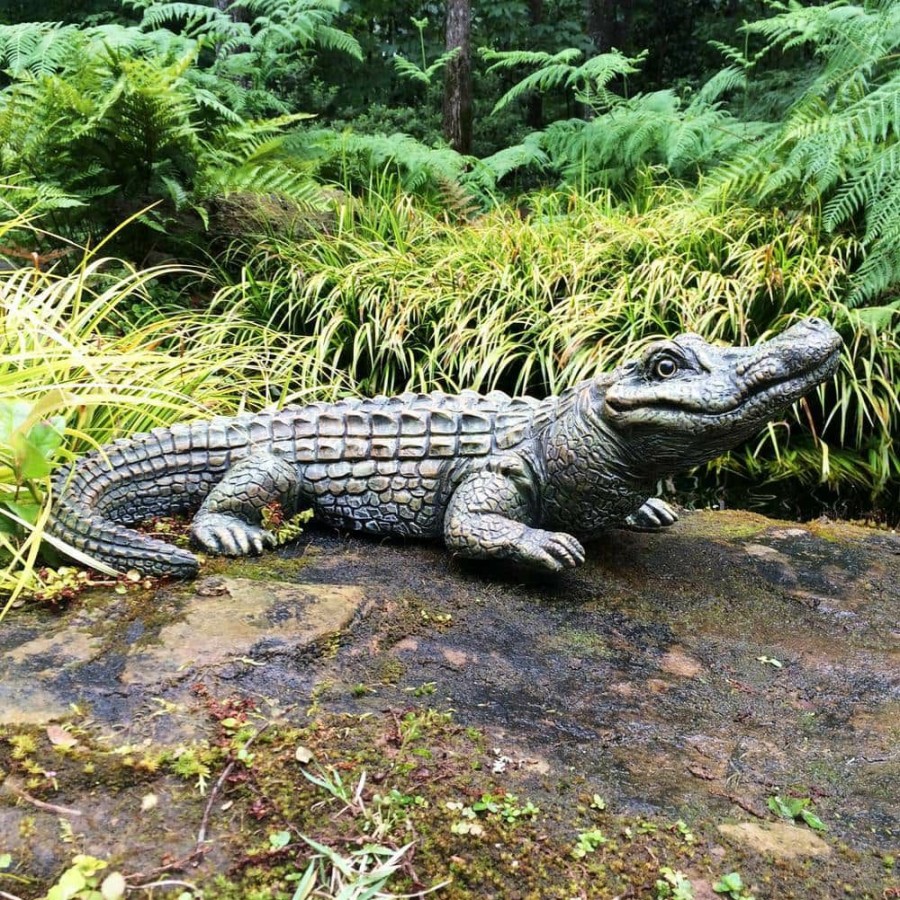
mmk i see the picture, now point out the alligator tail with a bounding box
[47,416,263,578]
[48,494,201,577]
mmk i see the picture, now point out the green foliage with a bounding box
[313,129,476,200]
[44,855,126,900]
[125,0,362,116]
[0,212,347,606]
[223,185,898,512]
[655,867,694,900]
[392,16,459,87]
[479,48,755,191]
[260,504,314,546]
[767,794,828,831]
[713,871,755,900]
[167,745,211,792]
[0,395,66,548]
[572,827,607,858]
[0,6,358,243]
[708,0,900,305]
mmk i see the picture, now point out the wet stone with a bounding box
[0,576,365,728]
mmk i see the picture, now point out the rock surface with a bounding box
[0,509,897,898]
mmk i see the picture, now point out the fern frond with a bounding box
[0,22,79,76]
[476,133,549,184]
[138,2,232,39]
[491,60,582,115]
[311,24,362,60]
[692,66,747,107]
[571,50,645,91]
[481,47,582,73]
[392,54,431,86]
[823,143,900,230]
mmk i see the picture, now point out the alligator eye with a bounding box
[653,357,679,379]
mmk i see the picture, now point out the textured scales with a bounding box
[48,318,842,577]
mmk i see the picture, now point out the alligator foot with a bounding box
[624,497,679,531]
[508,525,586,571]
[444,462,585,572]
[190,451,303,557]
[191,512,278,556]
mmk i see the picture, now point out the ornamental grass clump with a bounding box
[0,213,345,609]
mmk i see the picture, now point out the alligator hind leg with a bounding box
[191,452,303,557]
[624,497,679,531]
[444,465,585,572]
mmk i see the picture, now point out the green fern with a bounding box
[0,23,329,242]
[198,113,323,207]
[706,0,900,305]
[393,48,460,87]
[314,130,475,199]
[479,49,750,190]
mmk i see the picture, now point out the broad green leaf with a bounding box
[46,865,87,900]
[800,809,827,831]
[269,830,291,850]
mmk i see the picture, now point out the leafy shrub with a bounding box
[0,8,359,246]
[708,0,900,306]
[476,48,756,192]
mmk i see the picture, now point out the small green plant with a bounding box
[447,791,539,836]
[287,835,447,900]
[767,794,827,831]
[407,681,437,697]
[373,788,428,812]
[44,855,126,900]
[392,17,460,87]
[713,871,755,899]
[572,827,607,858]
[261,503,314,546]
[655,867,694,900]
[167,746,212,793]
[269,830,292,851]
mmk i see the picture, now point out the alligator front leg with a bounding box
[624,497,679,531]
[191,452,303,557]
[444,465,584,572]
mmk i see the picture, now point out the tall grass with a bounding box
[223,187,898,512]
[0,215,347,609]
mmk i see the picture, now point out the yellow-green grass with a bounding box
[0,216,347,610]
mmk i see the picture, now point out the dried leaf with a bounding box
[46,724,77,748]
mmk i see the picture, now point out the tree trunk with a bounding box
[526,0,544,129]
[585,0,631,53]
[443,0,473,154]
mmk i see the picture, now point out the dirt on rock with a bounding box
[0,509,897,899]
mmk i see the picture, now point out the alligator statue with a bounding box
[48,318,841,577]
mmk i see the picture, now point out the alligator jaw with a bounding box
[600,318,842,472]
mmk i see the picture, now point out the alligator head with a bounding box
[601,317,842,474]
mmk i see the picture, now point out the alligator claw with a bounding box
[191,512,276,557]
[519,528,585,572]
[625,498,679,531]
